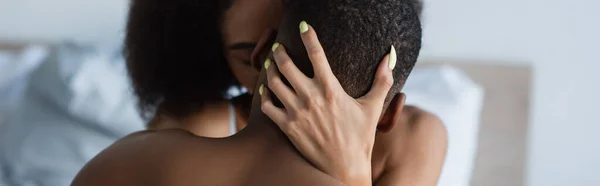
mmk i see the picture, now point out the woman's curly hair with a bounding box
[124,0,237,120]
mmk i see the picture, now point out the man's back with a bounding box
[72,129,344,186]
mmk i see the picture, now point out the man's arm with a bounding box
[373,107,448,186]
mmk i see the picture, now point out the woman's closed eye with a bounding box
[229,42,257,51]
[229,42,257,66]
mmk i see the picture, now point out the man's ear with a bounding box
[251,29,278,71]
[377,93,406,133]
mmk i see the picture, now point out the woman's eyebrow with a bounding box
[229,42,257,50]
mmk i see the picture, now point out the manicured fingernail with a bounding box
[272,42,280,52]
[299,21,309,33]
[264,58,271,70]
[388,45,397,70]
[259,84,265,95]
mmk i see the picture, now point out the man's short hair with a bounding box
[279,0,422,99]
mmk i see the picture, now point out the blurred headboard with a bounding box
[419,61,532,186]
[0,43,26,52]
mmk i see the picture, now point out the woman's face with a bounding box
[221,0,284,93]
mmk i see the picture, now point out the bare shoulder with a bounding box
[400,105,449,159]
[245,146,347,186]
[403,106,448,141]
[72,129,212,186]
[403,105,448,164]
[372,106,448,185]
[379,105,448,145]
[72,130,340,186]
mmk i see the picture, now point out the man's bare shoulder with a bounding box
[377,105,447,144]
[72,130,345,186]
[372,106,448,185]
[245,151,346,186]
[402,106,448,138]
[72,129,217,186]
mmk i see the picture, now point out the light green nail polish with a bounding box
[299,21,309,33]
[264,58,271,70]
[388,45,397,70]
[259,84,265,95]
[272,42,280,52]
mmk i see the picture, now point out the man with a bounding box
[72,0,446,185]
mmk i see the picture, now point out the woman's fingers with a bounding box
[260,84,288,126]
[358,46,396,107]
[265,58,300,109]
[299,21,337,84]
[272,43,310,92]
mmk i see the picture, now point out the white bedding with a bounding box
[0,43,145,186]
[0,43,483,186]
[404,66,484,186]
[0,46,47,128]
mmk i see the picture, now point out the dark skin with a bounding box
[72,107,446,186]
[73,27,346,186]
[73,18,447,186]
[255,20,447,185]
[371,106,448,185]
[82,0,445,184]
[72,62,347,186]
[151,0,284,137]
[152,0,426,139]
[72,88,446,186]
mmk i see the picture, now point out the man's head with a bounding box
[254,0,421,100]
[250,0,421,129]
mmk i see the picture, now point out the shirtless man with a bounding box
[72,0,446,185]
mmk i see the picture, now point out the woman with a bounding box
[126,0,423,138]
[126,0,284,137]
[124,0,444,185]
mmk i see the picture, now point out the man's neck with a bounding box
[233,109,291,148]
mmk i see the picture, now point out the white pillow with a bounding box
[0,43,144,186]
[403,65,484,186]
[0,45,48,131]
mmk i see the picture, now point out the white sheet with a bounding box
[403,65,484,186]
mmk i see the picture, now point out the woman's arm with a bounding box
[260,21,447,186]
[260,21,394,186]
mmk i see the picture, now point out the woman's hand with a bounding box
[260,21,396,186]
